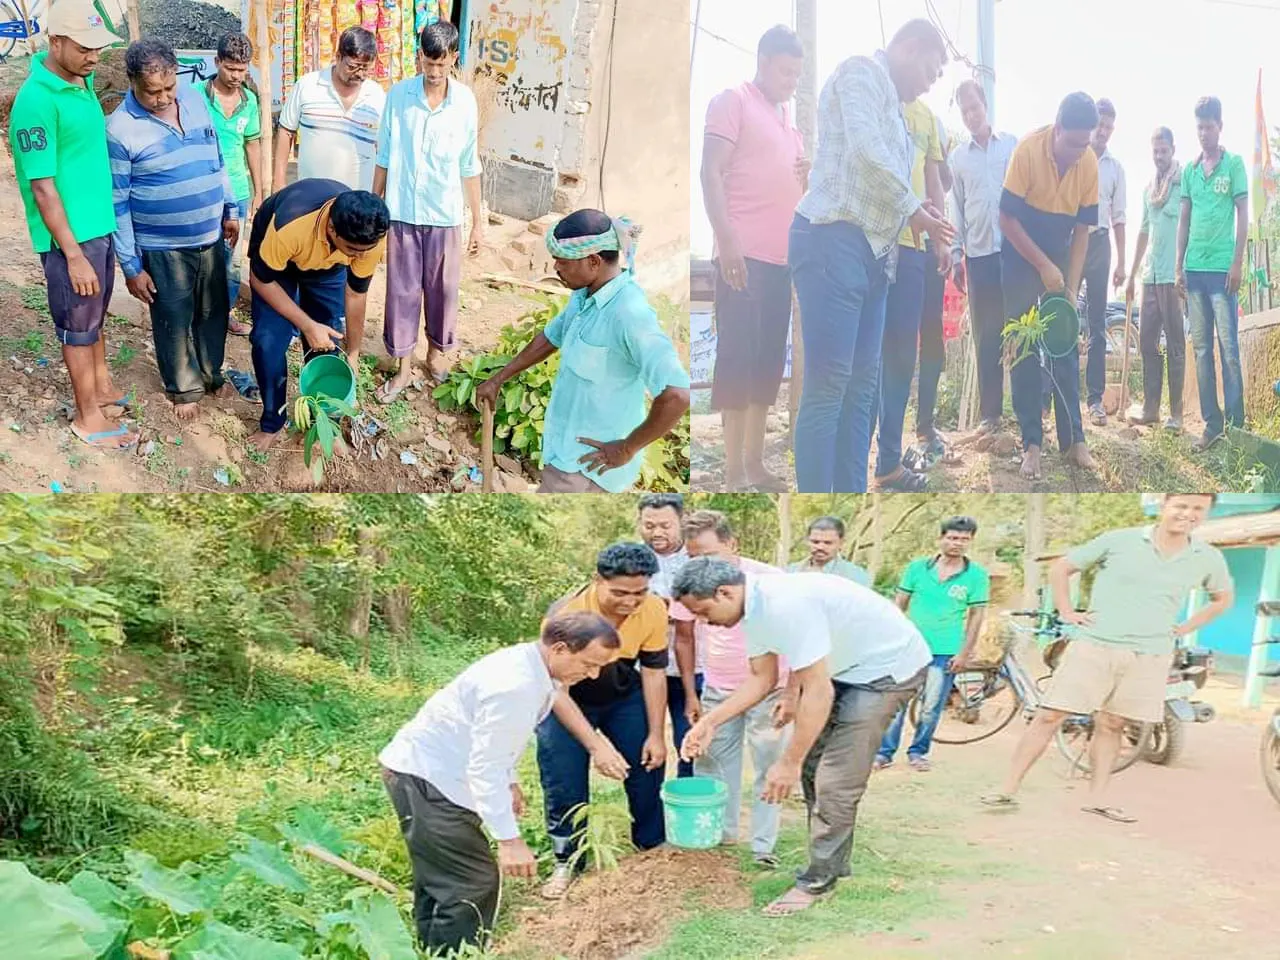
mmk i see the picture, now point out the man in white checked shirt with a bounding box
[1082,98,1128,425]
[787,19,954,494]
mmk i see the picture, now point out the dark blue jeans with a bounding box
[877,655,954,761]
[667,673,704,778]
[249,267,346,433]
[916,247,946,437]
[1011,345,1084,452]
[789,215,889,492]
[536,684,665,866]
[874,246,928,477]
[1185,270,1245,436]
[225,198,250,308]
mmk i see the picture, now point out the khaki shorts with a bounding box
[1040,639,1169,724]
[537,465,608,493]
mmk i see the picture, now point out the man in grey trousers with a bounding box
[673,557,930,917]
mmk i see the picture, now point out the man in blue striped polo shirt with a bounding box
[107,39,240,421]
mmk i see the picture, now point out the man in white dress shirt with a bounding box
[673,557,929,918]
[1083,97,1128,426]
[379,611,620,953]
[949,79,1017,433]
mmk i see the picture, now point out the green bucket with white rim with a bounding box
[1038,294,1081,359]
[661,776,728,850]
[298,353,356,416]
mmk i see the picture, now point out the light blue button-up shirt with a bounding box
[542,273,691,493]
[375,76,481,227]
[948,129,1017,260]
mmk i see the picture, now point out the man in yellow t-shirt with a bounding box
[536,542,670,900]
[873,97,947,493]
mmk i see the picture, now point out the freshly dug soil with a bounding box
[499,847,753,960]
[137,0,242,49]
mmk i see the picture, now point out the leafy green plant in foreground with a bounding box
[293,394,358,485]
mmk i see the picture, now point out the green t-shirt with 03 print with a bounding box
[1180,150,1248,273]
[8,53,117,254]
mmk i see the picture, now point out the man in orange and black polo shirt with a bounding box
[535,542,669,901]
[998,92,1100,481]
[246,178,389,450]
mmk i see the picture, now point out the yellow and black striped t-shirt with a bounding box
[999,125,1099,266]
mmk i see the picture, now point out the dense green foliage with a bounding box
[0,493,1147,958]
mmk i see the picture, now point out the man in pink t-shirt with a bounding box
[669,509,792,866]
[701,25,806,492]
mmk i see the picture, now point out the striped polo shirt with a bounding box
[280,68,385,191]
[106,85,236,279]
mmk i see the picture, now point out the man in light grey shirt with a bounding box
[949,79,1018,432]
[674,558,929,918]
[379,612,619,954]
[1083,97,1128,425]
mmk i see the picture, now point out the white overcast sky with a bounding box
[690,0,1280,257]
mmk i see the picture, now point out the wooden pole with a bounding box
[255,0,274,195]
[480,400,494,492]
[124,0,140,41]
[300,843,402,895]
[1117,297,1134,416]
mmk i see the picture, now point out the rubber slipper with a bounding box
[376,380,409,405]
[228,319,252,337]
[101,387,137,412]
[70,421,138,449]
[876,468,928,492]
[1082,805,1136,823]
[980,793,1018,808]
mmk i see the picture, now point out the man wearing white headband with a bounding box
[476,208,691,492]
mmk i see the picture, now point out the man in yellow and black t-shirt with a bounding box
[998,92,1100,481]
[246,178,388,449]
[535,542,670,901]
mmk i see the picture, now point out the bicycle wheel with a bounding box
[0,2,21,61]
[1262,711,1280,807]
[1055,717,1151,776]
[926,670,1022,745]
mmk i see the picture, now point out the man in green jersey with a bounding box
[875,516,989,771]
[9,0,138,449]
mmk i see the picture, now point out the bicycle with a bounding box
[908,605,1151,775]
[1252,607,1280,806]
[0,1,39,62]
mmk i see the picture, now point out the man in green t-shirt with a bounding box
[8,0,139,449]
[875,515,989,771]
[199,33,263,335]
[1175,96,1248,450]
[787,515,871,586]
[984,493,1232,823]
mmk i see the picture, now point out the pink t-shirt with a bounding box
[670,556,789,692]
[704,81,804,266]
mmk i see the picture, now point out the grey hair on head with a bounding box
[125,39,178,80]
[672,556,745,599]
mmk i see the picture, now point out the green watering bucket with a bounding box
[661,776,728,850]
[1038,295,1080,359]
[298,354,356,415]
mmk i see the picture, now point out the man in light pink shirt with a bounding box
[701,25,806,492]
[669,509,793,866]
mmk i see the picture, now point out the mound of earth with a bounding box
[138,0,242,50]
[500,847,752,960]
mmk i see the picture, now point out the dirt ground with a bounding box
[500,676,1280,960]
[0,132,556,493]
[691,384,1232,493]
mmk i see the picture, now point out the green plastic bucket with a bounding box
[298,354,356,415]
[1038,295,1080,358]
[661,776,728,850]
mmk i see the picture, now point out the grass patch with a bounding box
[20,285,50,317]
[111,342,137,369]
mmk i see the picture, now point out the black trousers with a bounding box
[1081,230,1112,406]
[966,253,1005,422]
[383,767,500,954]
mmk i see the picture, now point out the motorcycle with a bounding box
[1142,645,1216,766]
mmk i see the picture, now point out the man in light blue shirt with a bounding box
[373,20,482,398]
[475,210,690,492]
[949,79,1017,432]
[673,557,929,917]
[787,515,871,585]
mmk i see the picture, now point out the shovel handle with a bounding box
[481,400,495,493]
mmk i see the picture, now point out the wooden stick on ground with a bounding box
[481,400,494,492]
[477,272,568,296]
[299,843,402,896]
[1118,298,1135,415]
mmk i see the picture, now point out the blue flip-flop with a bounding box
[71,421,138,449]
[102,388,137,412]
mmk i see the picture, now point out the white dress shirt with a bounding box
[948,130,1018,259]
[742,573,931,686]
[1094,149,1127,232]
[378,642,558,840]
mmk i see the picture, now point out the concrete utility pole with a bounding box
[977,0,996,125]
[789,0,817,442]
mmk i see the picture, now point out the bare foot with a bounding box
[426,351,452,383]
[761,886,823,917]
[1020,445,1042,480]
[173,401,200,422]
[248,430,284,454]
[1067,442,1094,470]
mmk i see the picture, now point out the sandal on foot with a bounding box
[980,793,1018,808]
[753,852,781,869]
[71,421,138,449]
[1082,805,1136,823]
[376,380,409,405]
[876,468,928,492]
